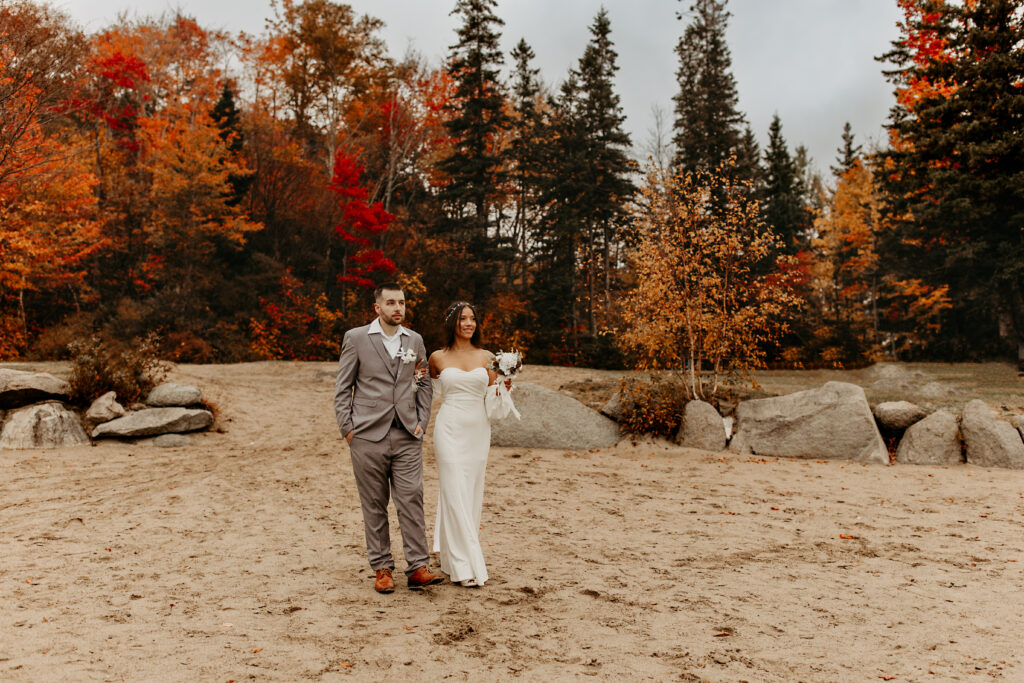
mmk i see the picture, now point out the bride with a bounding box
[428,301,507,587]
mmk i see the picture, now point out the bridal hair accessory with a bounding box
[444,301,472,326]
[486,350,523,420]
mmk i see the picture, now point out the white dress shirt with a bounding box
[368,317,409,358]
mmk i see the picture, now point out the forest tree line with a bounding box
[1,0,1021,369]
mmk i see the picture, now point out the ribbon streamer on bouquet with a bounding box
[486,381,521,420]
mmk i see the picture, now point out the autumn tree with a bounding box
[617,161,800,399]
[0,1,99,357]
[878,0,1024,361]
[808,159,887,364]
[264,0,388,168]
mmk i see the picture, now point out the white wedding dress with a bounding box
[431,367,491,586]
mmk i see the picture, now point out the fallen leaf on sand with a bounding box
[251,648,263,653]
[879,676,897,681]
[338,662,352,668]
[839,534,854,539]
[713,631,730,637]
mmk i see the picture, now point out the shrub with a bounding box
[616,374,691,437]
[67,334,168,406]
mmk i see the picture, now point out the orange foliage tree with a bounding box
[617,161,800,399]
[0,2,100,358]
[807,159,884,364]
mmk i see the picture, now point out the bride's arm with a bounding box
[428,350,442,379]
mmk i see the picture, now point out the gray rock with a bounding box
[729,381,888,464]
[85,391,126,424]
[152,434,193,448]
[0,401,90,449]
[677,400,726,452]
[600,389,629,422]
[92,407,213,438]
[145,383,202,407]
[895,410,962,466]
[961,400,1024,469]
[873,401,927,431]
[490,382,620,449]
[0,369,70,409]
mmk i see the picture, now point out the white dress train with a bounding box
[431,367,490,585]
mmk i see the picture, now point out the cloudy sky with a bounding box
[58,0,904,176]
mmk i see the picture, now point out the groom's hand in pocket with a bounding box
[414,425,423,438]
[345,432,353,444]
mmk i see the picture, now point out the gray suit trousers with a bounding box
[348,423,429,575]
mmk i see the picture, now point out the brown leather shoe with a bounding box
[374,568,395,593]
[407,566,445,589]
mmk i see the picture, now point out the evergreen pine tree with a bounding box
[575,8,635,338]
[507,38,544,292]
[210,82,253,206]
[672,0,746,174]
[437,0,509,301]
[878,0,1024,359]
[830,121,862,177]
[762,114,808,253]
[532,74,587,359]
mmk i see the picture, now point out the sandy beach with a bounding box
[2,362,1023,681]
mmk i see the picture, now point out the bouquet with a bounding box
[486,350,523,420]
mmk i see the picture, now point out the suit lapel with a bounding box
[369,330,398,379]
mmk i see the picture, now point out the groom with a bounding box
[334,282,444,593]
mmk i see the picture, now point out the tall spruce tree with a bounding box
[507,38,545,292]
[672,0,746,175]
[830,121,862,178]
[879,0,1024,360]
[531,10,635,362]
[762,114,808,253]
[575,8,635,337]
[437,0,509,301]
[532,74,588,358]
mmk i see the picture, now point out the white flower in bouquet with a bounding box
[489,349,523,379]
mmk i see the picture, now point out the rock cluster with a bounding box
[0,369,212,450]
[600,379,1024,470]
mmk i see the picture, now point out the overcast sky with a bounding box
[58,0,904,176]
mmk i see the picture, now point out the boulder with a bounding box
[728,381,888,464]
[677,400,726,452]
[873,401,927,432]
[489,382,620,449]
[85,391,126,424]
[145,383,202,407]
[0,369,70,409]
[895,410,962,466]
[961,399,1024,469]
[152,434,193,448]
[0,401,90,449]
[600,389,629,422]
[92,407,213,438]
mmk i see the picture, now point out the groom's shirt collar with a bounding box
[367,318,409,337]
[368,317,408,358]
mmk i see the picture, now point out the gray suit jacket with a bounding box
[333,323,433,442]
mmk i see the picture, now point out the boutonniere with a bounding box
[398,348,417,364]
